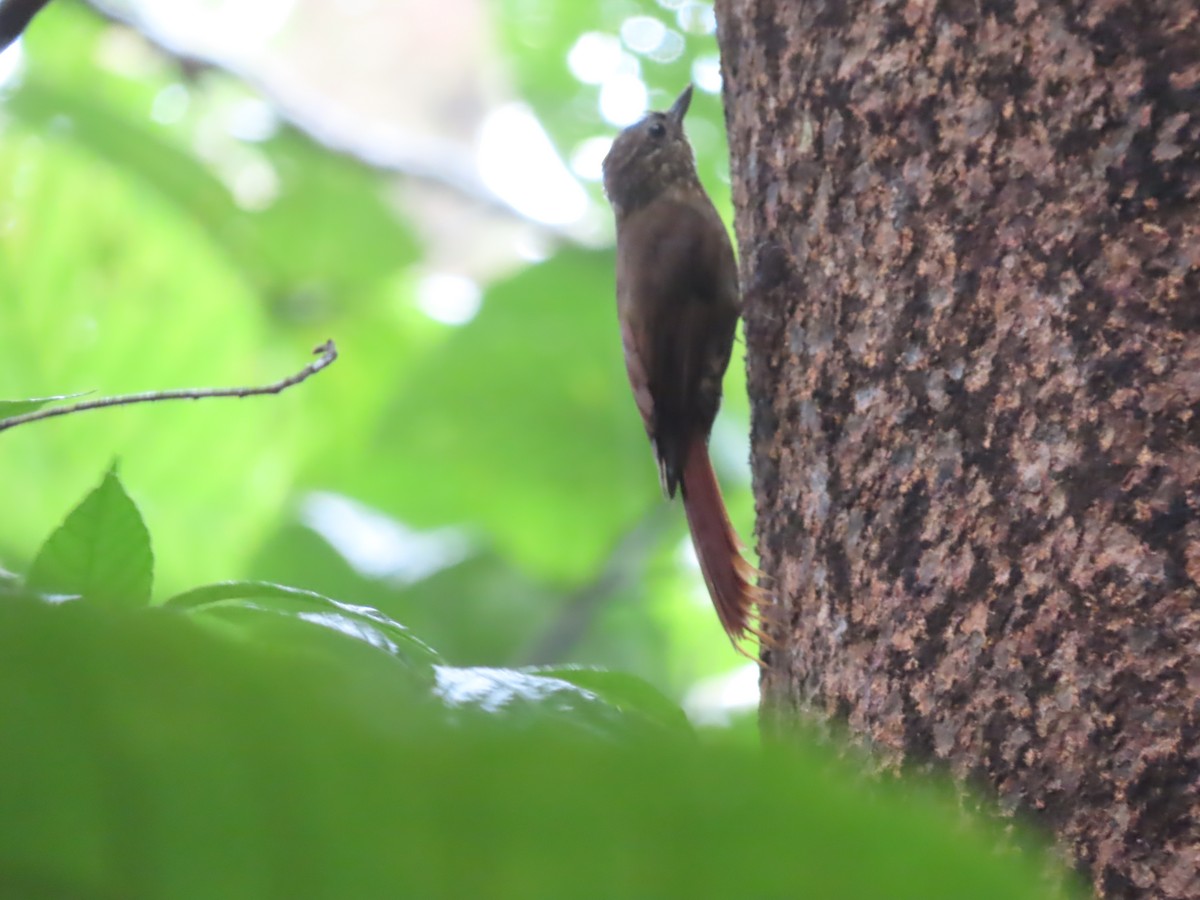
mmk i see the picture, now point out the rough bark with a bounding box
[715,1,1200,895]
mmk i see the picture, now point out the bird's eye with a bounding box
[647,120,666,139]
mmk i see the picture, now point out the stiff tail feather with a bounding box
[680,438,770,658]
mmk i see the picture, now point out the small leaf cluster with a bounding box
[0,470,1083,899]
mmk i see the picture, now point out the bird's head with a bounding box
[602,84,700,218]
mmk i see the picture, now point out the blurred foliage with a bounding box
[0,0,752,695]
[0,3,1084,892]
[495,0,734,212]
[0,472,1081,898]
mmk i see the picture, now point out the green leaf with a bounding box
[164,581,679,738]
[248,521,565,666]
[27,467,153,608]
[0,3,426,601]
[519,665,691,733]
[165,580,443,673]
[431,665,680,738]
[0,596,1083,899]
[0,392,88,420]
[0,126,303,595]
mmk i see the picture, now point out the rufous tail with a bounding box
[681,437,769,657]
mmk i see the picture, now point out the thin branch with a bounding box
[5,1,580,242]
[79,0,574,236]
[0,340,337,434]
[0,0,52,51]
[4,0,498,211]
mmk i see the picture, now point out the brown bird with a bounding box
[602,85,766,653]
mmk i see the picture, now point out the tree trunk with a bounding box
[715,1,1200,895]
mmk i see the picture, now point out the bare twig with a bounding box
[79,0,569,234]
[4,0,500,213]
[5,1,581,242]
[0,340,337,433]
[0,0,53,51]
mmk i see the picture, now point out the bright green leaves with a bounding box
[18,473,684,740]
[0,593,1081,900]
[27,466,153,608]
[1,466,1082,899]
[0,2,417,599]
[431,664,676,738]
[166,579,443,674]
[0,5,1089,894]
[0,124,295,592]
[0,0,752,688]
[522,664,691,733]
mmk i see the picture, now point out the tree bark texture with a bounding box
[715,1,1199,895]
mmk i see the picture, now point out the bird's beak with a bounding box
[667,84,694,126]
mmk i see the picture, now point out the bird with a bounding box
[602,84,767,655]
